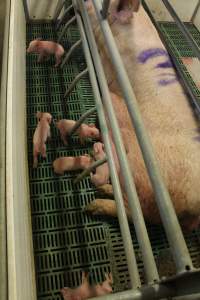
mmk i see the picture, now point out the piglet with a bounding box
[27,39,65,67]
[90,142,110,187]
[78,123,100,144]
[53,155,93,175]
[33,111,52,168]
[56,119,100,145]
[61,272,113,300]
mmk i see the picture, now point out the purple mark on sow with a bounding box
[158,78,177,86]
[156,60,173,69]
[137,48,168,63]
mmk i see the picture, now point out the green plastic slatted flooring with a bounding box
[26,21,200,300]
[159,22,200,106]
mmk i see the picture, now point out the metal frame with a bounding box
[20,0,200,299]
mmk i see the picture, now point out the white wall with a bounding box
[6,0,36,299]
[145,0,199,22]
[27,0,62,19]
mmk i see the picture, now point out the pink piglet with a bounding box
[33,111,52,168]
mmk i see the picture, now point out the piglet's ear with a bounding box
[133,0,140,12]
[36,37,42,41]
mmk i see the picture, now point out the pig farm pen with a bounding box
[2,0,200,300]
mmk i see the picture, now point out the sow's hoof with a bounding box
[96,184,114,198]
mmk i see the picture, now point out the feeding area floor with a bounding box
[26,22,200,300]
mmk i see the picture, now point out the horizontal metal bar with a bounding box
[92,0,193,274]
[64,67,88,97]
[68,107,97,136]
[161,0,200,60]
[74,157,107,184]
[88,283,175,300]
[101,0,111,18]
[79,0,159,284]
[58,15,76,43]
[56,4,74,30]
[61,39,82,68]
[74,0,141,288]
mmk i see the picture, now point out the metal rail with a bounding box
[56,4,74,29]
[92,0,193,275]
[78,0,160,285]
[61,38,82,67]
[64,67,88,97]
[73,0,141,288]
[74,157,108,184]
[57,15,76,42]
[161,0,200,60]
[68,107,97,136]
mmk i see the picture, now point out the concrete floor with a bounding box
[0,1,6,80]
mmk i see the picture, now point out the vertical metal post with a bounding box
[101,0,111,18]
[78,0,160,284]
[22,0,30,22]
[74,0,141,288]
[161,0,200,60]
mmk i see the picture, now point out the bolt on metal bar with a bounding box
[74,157,108,184]
[57,15,76,43]
[73,0,141,288]
[61,39,82,68]
[53,0,67,21]
[56,4,74,30]
[161,0,200,60]
[92,0,193,273]
[68,107,97,136]
[64,68,88,97]
[101,0,111,18]
[79,0,159,284]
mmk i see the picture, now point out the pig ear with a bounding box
[133,0,140,12]
[36,37,42,41]
[88,123,95,128]
[36,111,42,120]
[48,116,52,124]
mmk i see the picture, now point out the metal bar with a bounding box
[22,0,30,22]
[68,107,97,136]
[92,0,193,274]
[57,15,76,43]
[161,0,200,60]
[64,68,88,97]
[74,157,107,184]
[101,0,111,18]
[79,0,159,284]
[88,283,175,300]
[73,0,141,288]
[61,38,81,68]
[56,4,74,30]
[191,0,200,23]
[53,0,66,21]
[0,0,10,298]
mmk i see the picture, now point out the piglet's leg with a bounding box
[37,51,46,63]
[41,144,46,158]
